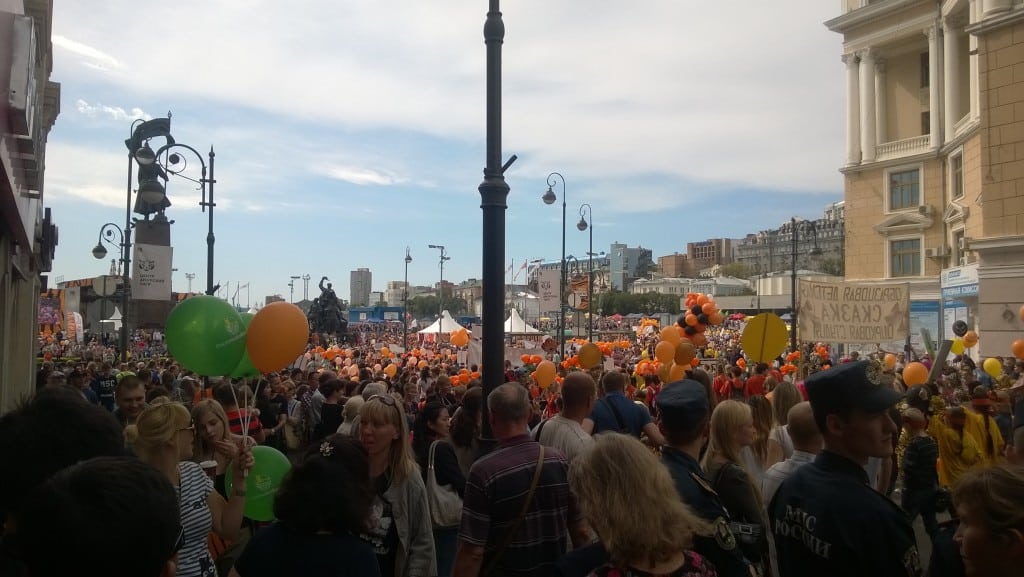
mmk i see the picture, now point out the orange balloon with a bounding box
[578,343,603,369]
[384,364,397,378]
[1020,305,1024,322]
[451,329,469,347]
[1012,339,1024,360]
[696,294,709,306]
[521,354,531,363]
[708,312,724,325]
[418,360,428,369]
[530,354,543,365]
[674,341,696,365]
[884,353,897,369]
[690,333,707,348]
[963,330,979,347]
[655,340,676,364]
[660,326,681,345]
[535,360,556,388]
[903,362,929,386]
[690,357,700,368]
[702,302,717,315]
[669,362,687,382]
[246,302,310,374]
[685,314,698,327]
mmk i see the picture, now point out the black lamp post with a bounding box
[577,204,594,342]
[542,172,567,359]
[789,217,823,352]
[137,141,217,295]
[404,247,412,350]
[428,244,449,322]
[478,0,515,449]
[91,223,128,362]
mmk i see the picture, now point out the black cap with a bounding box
[806,360,901,414]
[656,379,710,430]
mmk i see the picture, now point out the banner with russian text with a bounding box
[797,280,910,344]
[131,243,173,301]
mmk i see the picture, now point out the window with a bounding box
[920,52,929,88]
[921,111,930,136]
[953,229,966,266]
[951,153,963,198]
[890,238,921,277]
[889,168,920,210]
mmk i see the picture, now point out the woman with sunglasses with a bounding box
[130,402,254,577]
[358,394,436,577]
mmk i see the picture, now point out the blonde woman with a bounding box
[357,394,436,577]
[192,400,244,492]
[766,381,803,467]
[740,396,773,483]
[569,433,716,577]
[131,402,252,577]
[702,400,768,567]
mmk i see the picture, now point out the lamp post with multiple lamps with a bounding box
[428,244,450,322]
[135,138,217,295]
[577,203,595,342]
[542,172,567,359]
[404,247,412,350]
[91,224,129,362]
[789,217,823,352]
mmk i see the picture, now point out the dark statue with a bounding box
[308,276,348,337]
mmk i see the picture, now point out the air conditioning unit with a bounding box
[924,246,949,258]
[918,204,934,216]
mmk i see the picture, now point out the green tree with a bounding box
[818,257,845,277]
[719,262,754,279]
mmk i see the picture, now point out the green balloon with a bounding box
[225,445,291,521]
[230,313,259,378]
[165,295,246,376]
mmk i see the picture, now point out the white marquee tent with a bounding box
[417,310,465,334]
[504,309,542,335]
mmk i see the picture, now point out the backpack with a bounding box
[729,378,748,400]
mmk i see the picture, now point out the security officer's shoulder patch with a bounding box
[713,516,737,551]
[691,472,718,496]
[902,546,922,577]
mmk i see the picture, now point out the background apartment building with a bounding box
[829,0,1024,355]
[349,268,372,307]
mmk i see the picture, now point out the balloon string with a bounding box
[228,383,249,479]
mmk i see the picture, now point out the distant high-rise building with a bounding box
[608,242,653,291]
[350,268,372,307]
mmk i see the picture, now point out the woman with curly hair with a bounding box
[569,433,715,576]
[948,464,1024,577]
[229,435,380,577]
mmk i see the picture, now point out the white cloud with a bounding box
[52,34,124,71]
[314,163,407,186]
[75,99,151,121]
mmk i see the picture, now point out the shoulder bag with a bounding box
[483,445,546,576]
[712,462,764,548]
[427,440,463,528]
[601,398,631,434]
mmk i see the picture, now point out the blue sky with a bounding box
[46,1,845,303]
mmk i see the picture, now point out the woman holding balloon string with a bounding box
[130,402,253,577]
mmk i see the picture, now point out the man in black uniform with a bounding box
[658,379,753,577]
[768,360,922,577]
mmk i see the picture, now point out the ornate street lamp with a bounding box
[542,172,567,359]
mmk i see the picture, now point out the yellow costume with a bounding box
[964,409,1005,466]
[931,413,982,487]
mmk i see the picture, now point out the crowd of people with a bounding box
[5,323,1024,577]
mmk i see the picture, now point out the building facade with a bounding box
[1,0,60,411]
[828,0,1024,356]
[349,267,372,307]
[733,202,846,277]
[608,242,654,291]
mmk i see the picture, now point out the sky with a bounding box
[46,1,846,304]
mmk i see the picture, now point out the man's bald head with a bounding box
[787,402,822,453]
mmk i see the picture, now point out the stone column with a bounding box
[876,59,888,145]
[859,49,877,163]
[944,21,961,137]
[844,53,862,165]
[928,26,941,149]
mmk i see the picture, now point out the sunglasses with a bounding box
[368,394,397,407]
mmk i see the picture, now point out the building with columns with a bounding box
[828,0,1024,356]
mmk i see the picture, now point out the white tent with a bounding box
[417,310,465,334]
[99,306,123,332]
[504,309,542,335]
